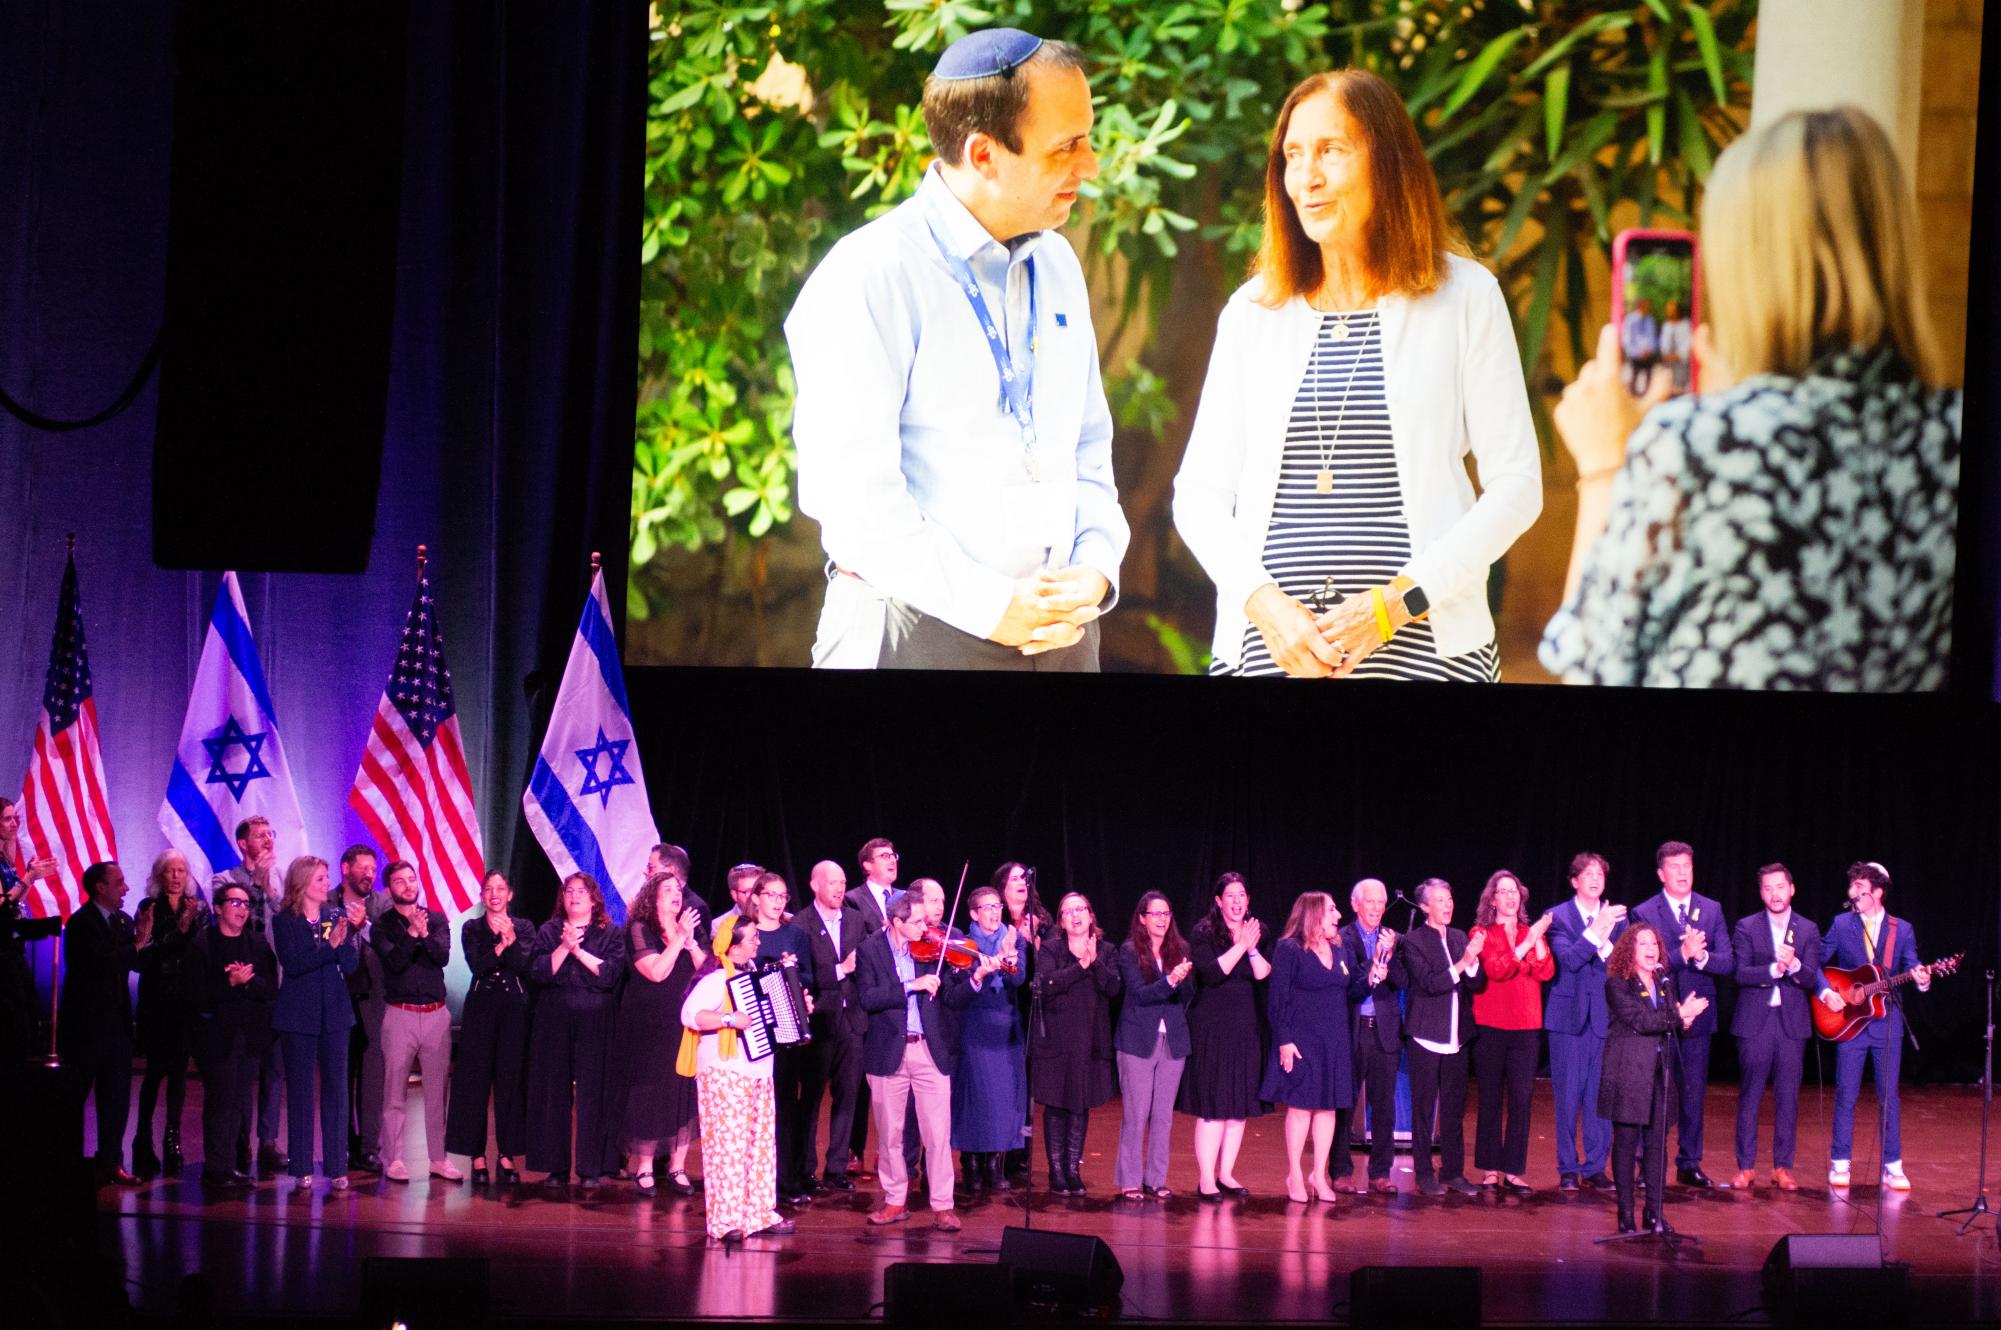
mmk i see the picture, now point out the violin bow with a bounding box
[933,860,972,982]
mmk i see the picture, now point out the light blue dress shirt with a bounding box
[891,936,924,1037]
[784,165,1129,643]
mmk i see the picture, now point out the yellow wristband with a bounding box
[1370,587,1394,644]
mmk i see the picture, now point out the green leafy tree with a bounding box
[635,0,1755,667]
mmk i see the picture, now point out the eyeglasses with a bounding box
[755,890,788,901]
[972,901,1003,911]
[218,897,250,908]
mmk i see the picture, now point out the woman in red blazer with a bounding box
[1472,870,1555,1191]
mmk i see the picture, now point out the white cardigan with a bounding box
[1171,254,1542,672]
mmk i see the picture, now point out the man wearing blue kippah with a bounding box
[785,29,1129,670]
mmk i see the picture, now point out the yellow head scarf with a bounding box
[675,915,742,1075]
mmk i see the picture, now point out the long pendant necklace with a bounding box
[1310,312,1368,494]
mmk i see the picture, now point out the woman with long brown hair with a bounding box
[1115,891,1193,1199]
[526,873,626,1192]
[1471,869,1553,1192]
[1178,872,1271,1198]
[1175,68,1540,681]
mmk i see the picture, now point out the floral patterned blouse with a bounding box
[1541,346,1960,690]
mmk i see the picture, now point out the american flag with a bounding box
[16,552,118,919]
[347,555,484,915]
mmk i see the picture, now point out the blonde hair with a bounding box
[1280,890,1338,946]
[1701,106,1940,386]
[279,855,329,916]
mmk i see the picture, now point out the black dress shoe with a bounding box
[1197,1188,1224,1202]
[1645,1211,1676,1235]
[1444,1176,1482,1196]
[471,1162,491,1186]
[1616,1209,1638,1235]
[354,1152,383,1174]
[1676,1167,1714,1189]
[1217,1182,1250,1198]
[667,1170,697,1195]
[1559,1173,1581,1192]
[542,1174,568,1192]
[820,1172,855,1192]
[1583,1171,1613,1189]
[781,1190,814,1206]
[760,1218,797,1235]
[499,1162,521,1185]
[1416,1178,1447,1197]
[257,1142,290,1173]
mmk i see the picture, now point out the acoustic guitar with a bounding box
[1813,952,1963,1043]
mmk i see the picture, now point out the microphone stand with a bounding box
[1020,867,1040,1231]
[1939,968,1996,1236]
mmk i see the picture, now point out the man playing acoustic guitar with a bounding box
[1819,861,1930,1191]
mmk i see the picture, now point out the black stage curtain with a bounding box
[632,667,1999,1085]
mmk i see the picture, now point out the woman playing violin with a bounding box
[949,885,1027,1192]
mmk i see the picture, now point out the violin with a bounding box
[909,926,1018,973]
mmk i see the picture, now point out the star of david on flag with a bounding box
[159,572,309,885]
[520,568,659,923]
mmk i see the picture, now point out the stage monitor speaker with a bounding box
[1349,1265,1481,1330]
[153,1,406,574]
[883,1261,1014,1328]
[360,1256,489,1329]
[1761,1235,1906,1327]
[999,1226,1124,1316]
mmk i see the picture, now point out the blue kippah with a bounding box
[933,28,1043,81]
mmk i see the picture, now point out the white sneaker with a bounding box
[384,1159,411,1183]
[1828,1160,1851,1187]
[1883,1163,1911,1191]
[430,1161,466,1182]
[289,1174,315,1198]
[330,1175,351,1191]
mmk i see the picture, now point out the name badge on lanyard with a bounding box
[926,217,1068,553]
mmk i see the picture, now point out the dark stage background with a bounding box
[626,667,2001,1086]
[4,4,1999,1097]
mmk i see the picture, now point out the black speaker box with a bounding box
[1349,1265,1482,1330]
[1761,1235,1906,1326]
[1000,1225,1124,1308]
[360,1256,489,1329]
[153,1,406,573]
[884,1261,1014,1328]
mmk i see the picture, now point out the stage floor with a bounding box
[100,1082,2001,1325]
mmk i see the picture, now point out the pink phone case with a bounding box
[1610,227,1701,394]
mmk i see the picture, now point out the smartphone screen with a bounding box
[1611,229,1699,397]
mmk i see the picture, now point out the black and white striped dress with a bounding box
[1223,310,1500,681]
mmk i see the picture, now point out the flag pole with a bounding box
[43,932,63,1070]
[44,529,74,1070]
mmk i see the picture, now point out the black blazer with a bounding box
[189,924,278,1054]
[798,902,869,1041]
[59,903,139,1053]
[1399,925,1485,1047]
[844,882,900,938]
[1030,937,1121,1063]
[1598,973,1681,1126]
[856,929,971,1078]
[1113,941,1193,1059]
[1339,921,1406,1051]
[1728,911,1823,1043]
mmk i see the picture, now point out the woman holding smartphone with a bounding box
[1545,106,1960,691]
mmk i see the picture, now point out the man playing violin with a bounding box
[1820,861,1930,1192]
[857,891,977,1231]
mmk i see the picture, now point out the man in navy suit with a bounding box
[1728,863,1822,1192]
[62,861,144,1186]
[1820,861,1930,1191]
[1631,839,1732,1188]
[1333,878,1405,1194]
[1543,851,1626,1191]
[856,889,975,1230]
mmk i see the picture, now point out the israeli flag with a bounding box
[520,569,659,923]
[159,572,311,885]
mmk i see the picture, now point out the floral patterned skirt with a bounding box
[696,1066,780,1239]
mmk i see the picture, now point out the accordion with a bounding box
[726,958,813,1060]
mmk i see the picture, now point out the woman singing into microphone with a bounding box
[1600,923,1709,1234]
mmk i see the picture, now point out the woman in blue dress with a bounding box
[950,885,1026,1193]
[1259,890,1373,1203]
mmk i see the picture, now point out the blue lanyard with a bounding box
[924,215,1040,471]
